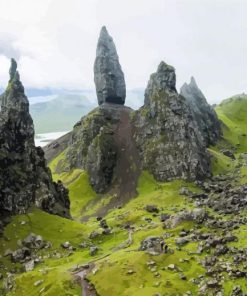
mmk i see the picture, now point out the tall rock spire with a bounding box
[134,61,211,182]
[144,61,177,106]
[180,77,221,145]
[94,26,126,105]
[0,59,70,225]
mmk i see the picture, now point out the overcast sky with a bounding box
[0,0,246,103]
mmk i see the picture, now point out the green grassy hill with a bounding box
[1,96,247,295]
[215,94,247,153]
[30,94,95,134]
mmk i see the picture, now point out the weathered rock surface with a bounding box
[94,26,126,105]
[0,59,70,226]
[53,61,223,197]
[180,77,221,145]
[133,61,211,182]
[66,103,140,195]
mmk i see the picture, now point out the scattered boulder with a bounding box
[24,260,35,272]
[89,246,99,256]
[145,205,159,213]
[11,248,31,263]
[139,236,165,255]
[175,237,190,246]
[22,233,45,249]
[34,279,44,287]
[221,149,236,160]
[79,242,88,249]
[89,231,100,239]
[160,213,170,222]
[179,187,191,196]
[61,242,71,249]
[99,219,109,229]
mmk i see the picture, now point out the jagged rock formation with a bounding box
[144,62,177,106]
[94,26,126,105]
[133,61,211,181]
[66,105,118,192]
[0,59,70,225]
[66,103,140,196]
[180,77,221,145]
[49,30,223,197]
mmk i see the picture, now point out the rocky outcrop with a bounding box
[66,103,139,194]
[144,62,177,106]
[133,61,211,181]
[0,59,70,225]
[180,77,221,145]
[94,26,126,105]
[66,106,118,192]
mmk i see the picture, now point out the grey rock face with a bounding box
[134,61,211,182]
[0,59,70,225]
[180,77,221,145]
[9,58,17,81]
[144,61,177,105]
[94,26,126,105]
[66,104,132,193]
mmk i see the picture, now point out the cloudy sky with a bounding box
[0,0,246,103]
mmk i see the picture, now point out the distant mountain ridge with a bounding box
[29,89,144,134]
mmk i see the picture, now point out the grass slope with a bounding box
[1,96,247,295]
[215,95,247,153]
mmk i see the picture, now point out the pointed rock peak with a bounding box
[97,26,115,55]
[6,58,24,95]
[155,61,177,92]
[100,25,108,36]
[157,61,175,73]
[94,26,126,105]
[9,58,17,81]
[144,61,177,105]
[180,76,204,99]
[190,76,197,86]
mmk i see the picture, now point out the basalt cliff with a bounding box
[0,59,70,230]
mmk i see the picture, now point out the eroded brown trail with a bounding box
[74,265,98,296]
[92,107,141,218]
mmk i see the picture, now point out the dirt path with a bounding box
[91,107,141,218]
[74,264,98,296]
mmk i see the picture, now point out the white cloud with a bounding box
[0,0,247,103]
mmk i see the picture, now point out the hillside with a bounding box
[1,28,247,296]
[1,95,247,295]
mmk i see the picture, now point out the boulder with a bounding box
[11,247,31,263]
[145,204,159,213]
[24,260,35,272]
[139,236,164,255]
[89,246,98,256]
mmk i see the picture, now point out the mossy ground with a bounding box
[1,96,247,295]
[2,167,247,295]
